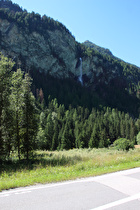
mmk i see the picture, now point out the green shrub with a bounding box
[113,138,134,151]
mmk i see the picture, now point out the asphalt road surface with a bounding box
[1,167,140,210]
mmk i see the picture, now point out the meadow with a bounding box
[1,148,140,192]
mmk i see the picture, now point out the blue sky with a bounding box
[13,0,140,67]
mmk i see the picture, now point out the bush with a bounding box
[113,138,134,151]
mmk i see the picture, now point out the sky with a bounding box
[12,0,140,67]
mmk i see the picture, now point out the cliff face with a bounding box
[0,17,123,87]
[0,18,77,77]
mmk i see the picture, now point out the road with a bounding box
[1,167,140,210]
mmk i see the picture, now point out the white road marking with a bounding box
[91,192,140,210]
[14,191,31,195]
[0,180,84,196]
[0,191,31,197]
[0,194,10,197]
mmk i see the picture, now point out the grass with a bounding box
[1,148,140,191]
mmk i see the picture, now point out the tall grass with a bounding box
[1,148,140,191]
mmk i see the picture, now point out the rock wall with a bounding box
[0,18,120,86]
[0,19,77,76]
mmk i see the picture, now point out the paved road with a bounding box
[1,167,140,210]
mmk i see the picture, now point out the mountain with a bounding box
[83,40,113,57]
[0,0,140,116]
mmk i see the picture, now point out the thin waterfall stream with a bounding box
[78,57,83,85]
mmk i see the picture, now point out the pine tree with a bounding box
[61,122,73,150]
[2,102,14,158]
[89,124,99,148]
[10,69,24,160]
[44,113,54,150]
[81,120,91,148]
[21,73,38,160]
[120,120,125,138]
[51,119,59,150]
[74,121,81,148]
[99,128,108,148]
[129,119,136,141]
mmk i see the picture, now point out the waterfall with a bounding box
[78,57,83,85]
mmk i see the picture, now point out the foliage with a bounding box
[113,138,134,151]
[136,132,140,145]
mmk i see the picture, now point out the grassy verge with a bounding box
[1,148,140,191]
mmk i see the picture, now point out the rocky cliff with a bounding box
[0,18,77,77]
[0,8,131,87]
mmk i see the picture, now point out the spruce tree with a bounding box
[99,128,107,148]
[51,119,59,150]
[21,73,38,159]
[74,121,81,148]
[10,69,24,160]
[89,124,99,148]
[61,122,72,150]
[129,119,136,141]
[44,113,54,150]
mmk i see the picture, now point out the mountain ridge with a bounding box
[83,40,113,57]
[0,0,140,116]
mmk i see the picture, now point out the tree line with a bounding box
[37,98,140,151]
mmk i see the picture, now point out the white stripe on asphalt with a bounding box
[0,194,10,197]
[14,191,31,195]
[91,192,140,210]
